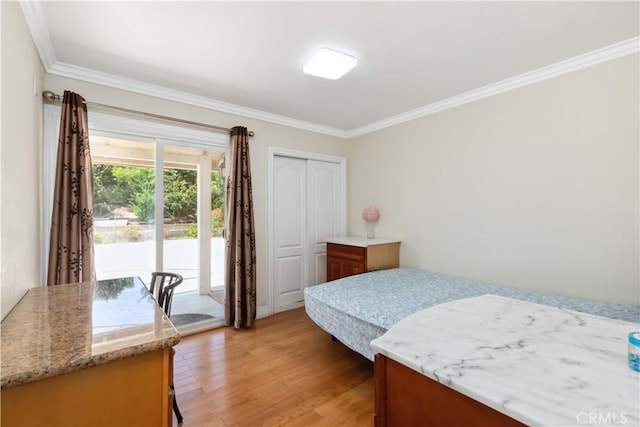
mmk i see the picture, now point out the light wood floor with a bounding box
[173,308,374,427]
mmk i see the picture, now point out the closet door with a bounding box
[273,156,307,308]
[271,152,345,312]
[307,160,344,287]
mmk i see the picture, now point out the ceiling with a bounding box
[24,1,640,137]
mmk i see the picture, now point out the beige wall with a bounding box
[348,54,639,304]
[1,2,45,319]
[44,75,348,310]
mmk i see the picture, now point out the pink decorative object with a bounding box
[362,206,380,223]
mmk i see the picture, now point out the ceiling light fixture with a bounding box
[303,48,357,80]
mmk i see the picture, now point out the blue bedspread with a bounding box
[304,268,639,360]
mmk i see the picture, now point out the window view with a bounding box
[91,136,226,329]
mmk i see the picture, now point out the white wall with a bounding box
[43,75,348,310]
[1,2,45,319]
[348,54,639,304]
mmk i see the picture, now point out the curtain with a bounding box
[224,126,256,328]
[47,91,96,285]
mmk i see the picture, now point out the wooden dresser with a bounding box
[326,237,400,282]
[1,277,180,427]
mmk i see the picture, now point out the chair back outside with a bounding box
[149,272,183,317]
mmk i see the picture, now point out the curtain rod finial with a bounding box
[42,91,60,101]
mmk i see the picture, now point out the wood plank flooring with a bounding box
[173,308,374,427]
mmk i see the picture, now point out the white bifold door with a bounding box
[272,155,345,312]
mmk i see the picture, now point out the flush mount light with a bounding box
[303,48,357,80]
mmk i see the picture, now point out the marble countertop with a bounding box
[371,294,640,426]
[1,277,180,389]
[325,236,400,247]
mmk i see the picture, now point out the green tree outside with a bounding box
[164,169,197,221]
[110,166,155,221]
[93,164,225,230]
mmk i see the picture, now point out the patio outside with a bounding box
[94,235,225,293]
[94,236,226,329]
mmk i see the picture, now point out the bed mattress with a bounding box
[303,268,640,360]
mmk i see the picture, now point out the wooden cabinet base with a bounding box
[1,348,172,427]
[374,354,525,427]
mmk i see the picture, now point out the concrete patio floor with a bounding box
[94,237,225,333]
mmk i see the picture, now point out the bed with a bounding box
[303,267,640,360]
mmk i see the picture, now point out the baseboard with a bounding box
[257,304,272,319]
[256,302,306,319]
[273,301,305,314]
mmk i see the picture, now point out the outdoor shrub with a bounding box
[211,170,224,210]
[93,201,112,218]
[211,208,224,237]
[184,224,198,238]
[211,208,223,228]
[132,189,154,222]
[122,223,142,241]
[93,233,103,244]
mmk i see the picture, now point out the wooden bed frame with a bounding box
[374,354,525,427]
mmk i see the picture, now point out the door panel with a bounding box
[276,164,304,248]
[307,160,344,287]
[273,156,307,307]
[277,256,304,294]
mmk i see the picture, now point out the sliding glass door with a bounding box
[91,134,226,330]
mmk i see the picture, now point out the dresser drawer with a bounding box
[326,239,400,282]
[327,243,365,262]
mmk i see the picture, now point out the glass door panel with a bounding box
[211,167,225,292]
[92,136,156,282]
[162,150,199,294]
[92,134,226,331]
[161,145,224,323]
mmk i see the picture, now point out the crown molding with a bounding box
[46,61,349,138]
[20,0,639,140]
[19,0,56,69]
[345,36,640,138]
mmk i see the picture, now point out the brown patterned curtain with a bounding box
[224,126,256,328]
[47,91,95,286]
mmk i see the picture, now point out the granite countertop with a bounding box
[371,294,640,426]
[325,236,401,247]
[1,277,180,389]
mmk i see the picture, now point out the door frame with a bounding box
[267,147,347,315]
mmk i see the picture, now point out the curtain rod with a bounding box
[42,91,255,137]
